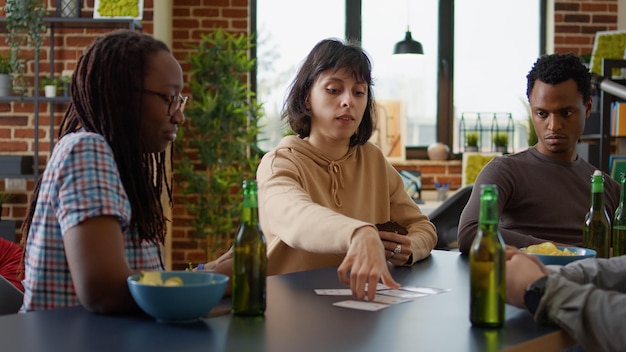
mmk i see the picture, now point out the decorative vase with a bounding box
[427,142,450,161]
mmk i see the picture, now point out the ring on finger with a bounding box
[394,244,401,254]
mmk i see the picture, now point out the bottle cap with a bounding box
[593,170,602,176]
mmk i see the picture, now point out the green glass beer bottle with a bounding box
[470,184,505,328]
[613,173,626,257]
[583,170,611,258]
[232,179,267,316]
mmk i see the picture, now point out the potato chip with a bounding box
[521,242,577,256]
[164,277,183,286]
[139,271,163,286]
[138,271,184,286]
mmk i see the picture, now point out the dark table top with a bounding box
[0,250,574,352]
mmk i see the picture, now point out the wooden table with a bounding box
[0,250,576,352]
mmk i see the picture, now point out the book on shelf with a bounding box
[611,101,626,136]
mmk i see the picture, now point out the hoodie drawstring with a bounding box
[328,161,345,207]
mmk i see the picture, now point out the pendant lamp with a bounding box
[393,27,424,55]
[393,0,423,55]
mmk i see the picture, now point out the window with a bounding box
[256,0,345,151]
[255,0,542,154]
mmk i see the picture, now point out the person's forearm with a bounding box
[536,275,626,352]
[556,255,626,292]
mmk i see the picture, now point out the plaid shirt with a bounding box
[21,132,163,312]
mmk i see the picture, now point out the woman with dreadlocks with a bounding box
[19,30,193,314]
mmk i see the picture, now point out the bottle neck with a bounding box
[620,179,626,205]
[241,205,259,226]
[590,176,605,209]
[478,198,498,226]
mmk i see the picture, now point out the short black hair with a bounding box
[281,38,376,147]
[526,52,591,102]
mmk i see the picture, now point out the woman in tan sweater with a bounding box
[257,38,437,301]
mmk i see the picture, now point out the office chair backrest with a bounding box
[0,275,23,315]
[428,185,473,250]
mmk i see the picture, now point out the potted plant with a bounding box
[59,74,71,97]
[0,191,12,221]
[175,28,263,259]
[0,53,12,97]
[492,132,509,153]
[40,76,60,97]
[3,0,47,96]
[465,131,479,152]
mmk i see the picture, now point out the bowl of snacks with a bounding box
[521,242,597,266]
[127,271,229,323]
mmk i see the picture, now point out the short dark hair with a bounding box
[526,52,591,102]
[281,38,376,146]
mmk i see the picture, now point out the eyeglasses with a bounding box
[141,89,189,117]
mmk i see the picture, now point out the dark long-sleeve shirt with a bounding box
[457,147,620,254]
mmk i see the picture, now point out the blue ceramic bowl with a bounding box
[127,271,229,323]
[525,246,597,266]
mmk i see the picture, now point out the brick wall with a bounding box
[0,0,618,269]
[554,0,618,55]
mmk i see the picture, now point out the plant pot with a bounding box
[0,74,12,97]
[56,0,81,18]
[44,85,57,98]
[465,146,478,153]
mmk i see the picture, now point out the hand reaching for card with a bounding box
[337,226,400,301]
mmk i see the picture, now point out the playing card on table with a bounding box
[376,289,427,299]
[333,300,390,311]
[400,286,451,295]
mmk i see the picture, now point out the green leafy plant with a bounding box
[3,0,47,96]
[39,76,61,89]
[175,28,264,259]
[0,191,12,221]
[465,132,479,148]
[520,98,538,146]
[492,132,509,148]
[0,53,12,75]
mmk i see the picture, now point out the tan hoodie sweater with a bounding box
[257,136,437,275]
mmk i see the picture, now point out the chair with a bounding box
[399,170,424,204]
[428,184,473,250]
[0,275,23,315]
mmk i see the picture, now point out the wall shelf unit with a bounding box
[0,17,141,180]
[580,59,626,173]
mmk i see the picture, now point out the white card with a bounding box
[367,294,411,304]
[376,289,427,299]
[401,286,451,295]
[314,289,352,296]
[333,300,390,311]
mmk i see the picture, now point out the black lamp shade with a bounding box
[394,30,424,55]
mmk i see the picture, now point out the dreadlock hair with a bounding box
[526,52,592,103]
[281,38,376,147]
[21,30,173,248]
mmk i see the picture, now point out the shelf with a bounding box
[0,96,71,103]
[0,17,143,180]
[0,17,141,31]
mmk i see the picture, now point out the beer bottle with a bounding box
[613,173,626,257]
[470,184,505,328]
[583,170,611,258]
[232,179,267,316]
